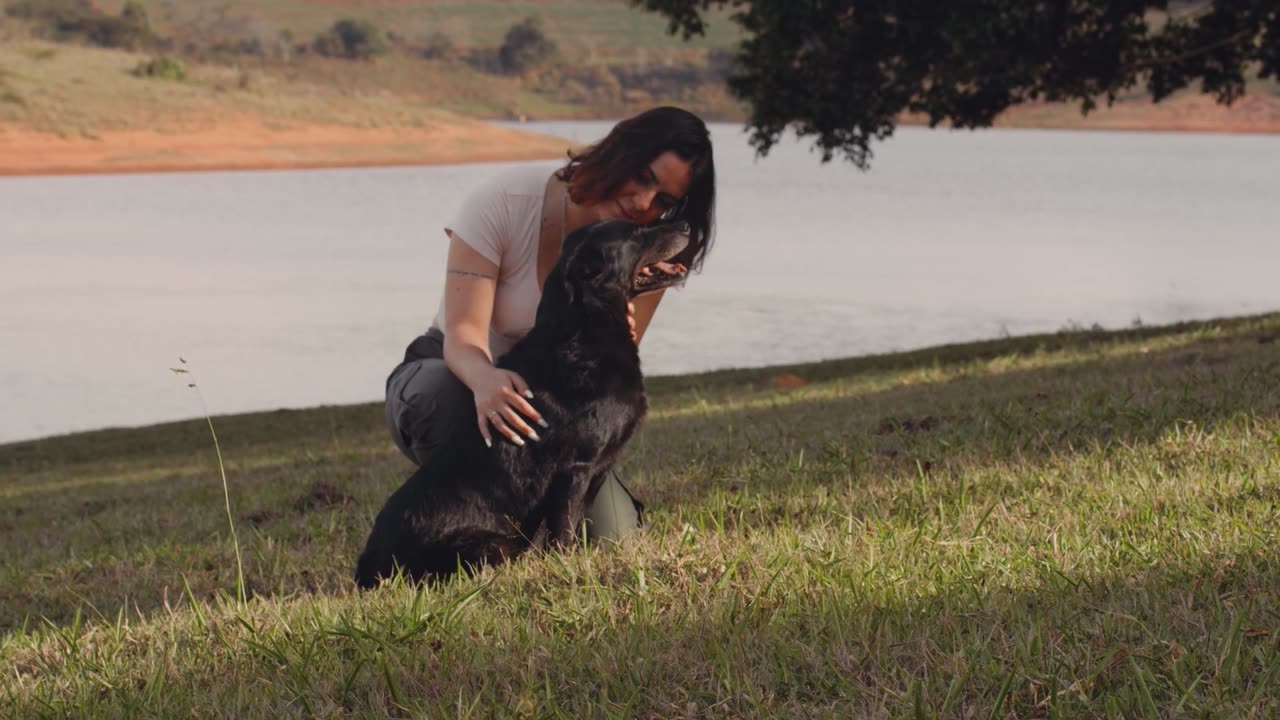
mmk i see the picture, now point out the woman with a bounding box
[384,106,716,541]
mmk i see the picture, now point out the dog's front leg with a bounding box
[545,467,594,546]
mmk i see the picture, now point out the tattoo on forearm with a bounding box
[448,268,496,280]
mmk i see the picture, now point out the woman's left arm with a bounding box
[629,289,666,345]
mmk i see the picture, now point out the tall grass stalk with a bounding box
[169,357,246,605]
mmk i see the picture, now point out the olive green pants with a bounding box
[384,332,642,541]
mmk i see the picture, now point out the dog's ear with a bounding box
[558,237,588,306]
[559,225,616,306]
[557,220,639,309]
[572,241,635,309]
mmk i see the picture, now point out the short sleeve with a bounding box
[444,173,511,266]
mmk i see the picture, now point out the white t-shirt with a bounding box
[431,163,559,358]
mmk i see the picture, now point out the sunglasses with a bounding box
[656,194,688,222]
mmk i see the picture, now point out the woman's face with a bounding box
[591,150,693,225]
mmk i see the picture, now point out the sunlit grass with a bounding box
[2,313,1279,717]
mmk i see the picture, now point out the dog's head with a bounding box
[549,219,691,311]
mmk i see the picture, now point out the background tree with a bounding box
[6,0,152,49]
[120,0,149,31]
[420,31,455,61]
[313,18,389,60]
[498,16,558,74]
[3,0,95,24]
[631,0,1280,167]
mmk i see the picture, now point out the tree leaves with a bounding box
[633,0,1279,168]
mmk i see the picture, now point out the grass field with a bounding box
[2,312,1279,716]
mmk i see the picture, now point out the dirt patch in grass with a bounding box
[874,414,974,435]
[292,481,354,512]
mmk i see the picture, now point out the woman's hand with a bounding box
[627,301,638,344]
[472,366,547,448]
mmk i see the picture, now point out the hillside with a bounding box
[2,0,1278,175]
[3,313,1279,716]
[89,0,744,53]
[1,0,745,127]
[0,39,587,174]
[0,0,744,173]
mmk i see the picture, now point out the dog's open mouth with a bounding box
[631,222,691,296]
[634,260,688,294]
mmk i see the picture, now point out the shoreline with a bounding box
[0,154,556,178]
[3,104,1277,179]
[3,309,1277,448]
[0,118,575,178]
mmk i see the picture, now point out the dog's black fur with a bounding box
[354,219,689,588]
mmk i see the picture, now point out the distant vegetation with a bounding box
[312,18,388,61]
[120,0,147,28]
[5,0,152,50]
[0,0,742,121]
[0,70,24,105]
[497,16,558,75]
[418,32,453,61]
[130,54,184,81]
[2,0,1274,135]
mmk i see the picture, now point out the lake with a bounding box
[2,122,1278,443]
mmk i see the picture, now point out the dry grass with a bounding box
[92,0,744,51]
[0,40,554,136]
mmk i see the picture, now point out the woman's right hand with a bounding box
[472,366,547,448]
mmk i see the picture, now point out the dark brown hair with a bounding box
[557,106,716,272]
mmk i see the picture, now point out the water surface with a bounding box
[2,123,1277,443]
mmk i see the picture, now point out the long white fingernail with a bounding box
[538,418,549,429]
[484,438,492,448]
[511,436,525,447]
[523,390,534,399]
[527,430,541,442]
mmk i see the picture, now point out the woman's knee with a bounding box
[384,359,469,465]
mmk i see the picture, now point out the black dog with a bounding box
[354,219,690,587]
